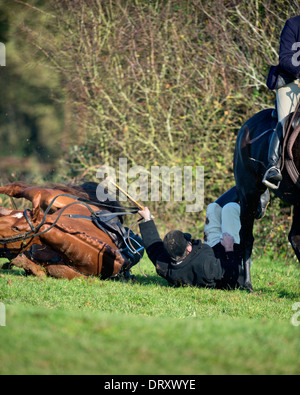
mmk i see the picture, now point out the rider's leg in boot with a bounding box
[262,122,284,190]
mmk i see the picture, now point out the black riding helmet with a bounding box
[163,230,192,262]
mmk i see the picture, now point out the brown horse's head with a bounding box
[0,196,43,255]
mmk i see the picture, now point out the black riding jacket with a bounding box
[139,220,243,289]
[267,16,300,90]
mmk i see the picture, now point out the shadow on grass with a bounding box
[133,273,171,287]
[0,264,26,277]
[256,286,300,299]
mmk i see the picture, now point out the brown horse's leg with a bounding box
[11,253,88,280]
[45,264,88,280]
[2,261,13,270]
[11,254,46,277]
[29,244,64,264]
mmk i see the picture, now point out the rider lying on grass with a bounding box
[138,203,244,290]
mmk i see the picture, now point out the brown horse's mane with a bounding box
[7,181,125,223]
[7,181,88,195]
[47,183,93,200]
[11,180,120,206]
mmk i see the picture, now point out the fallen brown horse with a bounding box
[0,182,140,280]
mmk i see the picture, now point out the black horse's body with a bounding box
[234,109,300,290]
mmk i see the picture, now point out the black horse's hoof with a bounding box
[244,281,253,292]
[240,281,253,292]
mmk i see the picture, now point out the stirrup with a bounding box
[262,166,282,190]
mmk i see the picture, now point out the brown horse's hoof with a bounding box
[1,262,13,270]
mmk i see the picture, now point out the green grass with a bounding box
[0,255,299,375]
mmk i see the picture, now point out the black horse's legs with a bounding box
[239,194,260,291]
[289,205,300,262]
[244,259,252,291]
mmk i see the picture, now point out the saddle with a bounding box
[65,210,145,268]
[282,114,300,190]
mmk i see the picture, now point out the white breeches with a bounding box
[204,202,241,248]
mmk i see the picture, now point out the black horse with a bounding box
[234,109,300,291]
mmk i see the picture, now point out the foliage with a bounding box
[41,0,298,180]
[0,0,73,182]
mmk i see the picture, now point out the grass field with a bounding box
[0,254,299,375]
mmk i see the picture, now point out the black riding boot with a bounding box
[262,122,284,190]
[256,189,270,219]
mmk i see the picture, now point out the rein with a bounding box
[0,193,139,245]
[248,128,273,145]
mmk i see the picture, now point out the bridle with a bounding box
[0,193,139,245]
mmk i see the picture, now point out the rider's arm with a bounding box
[138,211,172,279]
